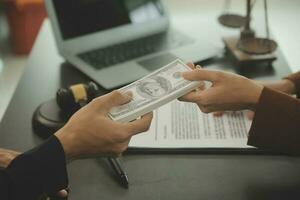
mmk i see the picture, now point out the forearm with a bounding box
[2,136,68,200]
[248,87,300,155]
[0,169,11,199]
[258,79,296,95]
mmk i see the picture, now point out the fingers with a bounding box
[94,91,132,112]
[56,189,68,198]
[213,111,224,117]
[125,112,153,136]
[187,62,195,69]
[178,91,200,103]
[197,81,206,91]
[182,69,219,82]
[108,91,133,107]
[247,111,255,120]
[186,62,203,70]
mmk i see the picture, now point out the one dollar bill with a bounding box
[109,59,201,122]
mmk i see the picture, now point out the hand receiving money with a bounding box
[179,64,264,113]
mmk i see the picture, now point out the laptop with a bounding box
[46,0,218,89]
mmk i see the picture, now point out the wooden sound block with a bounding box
[223,36,277,67]
[32,99,72,139]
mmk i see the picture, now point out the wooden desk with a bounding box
[1,1,300,200]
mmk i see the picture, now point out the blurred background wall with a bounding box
[0,0,47,120]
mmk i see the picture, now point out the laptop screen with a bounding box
[53,0,164,40]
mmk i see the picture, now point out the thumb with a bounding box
[182,69,218,82]
[95,91,132,112]
[126,112,154,136]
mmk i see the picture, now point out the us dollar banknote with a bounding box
[109,59,201,122]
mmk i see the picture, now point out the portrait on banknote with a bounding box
[136,76,172,99]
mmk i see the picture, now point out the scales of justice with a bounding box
[218,0,278,66]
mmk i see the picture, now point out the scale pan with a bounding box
[218,14,246,28]
[237,38,277,54]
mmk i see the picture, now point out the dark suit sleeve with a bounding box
[0,170,11,199]
[0,136,68,200]
[247,87,300,155]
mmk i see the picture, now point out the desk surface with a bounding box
[1,1,300,200]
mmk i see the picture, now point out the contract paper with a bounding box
[129,100,254,149]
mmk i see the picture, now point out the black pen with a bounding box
[107,157,129,189]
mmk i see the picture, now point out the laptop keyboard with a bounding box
[77,30,194,69]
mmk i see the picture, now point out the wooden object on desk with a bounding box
[223,36,277,67]
[220,0,278,67]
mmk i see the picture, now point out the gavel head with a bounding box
[56,82,99,111]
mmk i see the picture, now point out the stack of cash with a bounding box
[109,59,201,122]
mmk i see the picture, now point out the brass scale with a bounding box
[218,0,278,66]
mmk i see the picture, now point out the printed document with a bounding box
[129,100,254,149]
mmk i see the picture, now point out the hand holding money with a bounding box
[109,59,202,122]
[180,66,264,113]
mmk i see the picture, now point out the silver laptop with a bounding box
[46,0,218,89]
